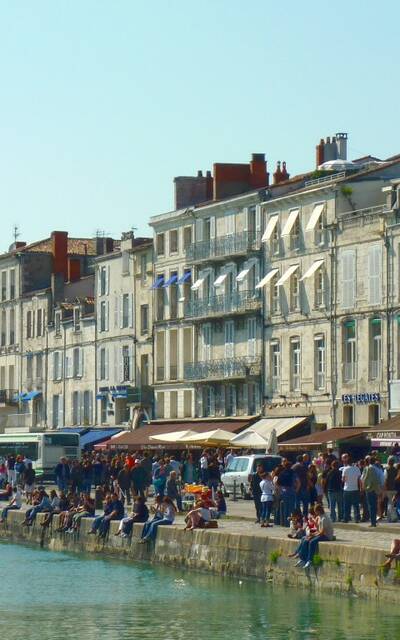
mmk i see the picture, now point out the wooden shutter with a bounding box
[368,244,382,305]
[342,250,356,308]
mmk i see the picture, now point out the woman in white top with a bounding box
[0,486,22,522]
[140,497,176,543]
[259,472,274,527]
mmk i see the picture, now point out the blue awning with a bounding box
[151,275,164,289]
[178,271,191,284]
[80,429,122,449]
[163,274,178,288]
[96,392,108,400]
[20,390,42,402]
[57,427,90,435]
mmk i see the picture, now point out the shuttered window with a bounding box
[368,244,382,305]
[341,250,356,309]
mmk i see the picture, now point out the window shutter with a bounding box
[368,245,382,305]
[114,296,119,329]
[79,348,84,377]
[119,295,124,329]
[129,344,134,381]
[129,294,134,328]
[105,348,109,380]
[243,208,249,232]
[119,347,124,383]
[247,318,257,357]
[196,388,203,418]
[65,352,71,379]
[79,391,84,425]
[342,250,356,308]
[242,384,249,415]
[50,353,54,381]
[97,349,102,380]
[114,345,119,384]
[195,219,203,242]
[106,301,110,331]
[88,391,93,425]
[106,266,110,295]
[255,205,262,231]
[59,398,64,427]
[97,268,102,295]
[209,387,216,415]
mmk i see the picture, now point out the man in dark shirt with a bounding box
[249,464,264,523]
[277,459,296,527]
[89,493,124,538]
[292,455,309,517]
[325,460,343,522]
[118,464,133,504]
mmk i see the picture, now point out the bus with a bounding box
[0,432,81,478]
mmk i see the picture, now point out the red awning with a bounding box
[279,427,368,450]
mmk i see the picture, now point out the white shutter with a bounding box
[196,388,203,418]
[105,348,109,380]
[226,213,235,236]
[129,343,134,381]
[255,205,262,231]
[210,216,216,239]
[48,397,53,429]
[106,301,110,331]
[129,294,134,328]
[342,250,356,309]
[50,353,54,381]
[114,296,119,329]
[119,347,124,383]
[368,245,382,305]
[247,318,257,357]
[195,219,203,242]
[106,266,110,295]
[58,397,64,427]
[79,348,84,377]
[119,295,124,329]
[66,352,72,379]
[79,391,84,425]
[97,349,102,380]
[209,387,216,416]
[242,384,249,415]
[113,345,119,385]
[243,208,249,232]
[97,268,101,296]
[88,391,93,425]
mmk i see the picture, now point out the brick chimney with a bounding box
[273,161,282,185]
[250,153,269,189]
[174,171,213,209]
[51,231,68,280]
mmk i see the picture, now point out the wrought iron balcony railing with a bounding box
[186,231,261,263]
[184,356,262,381]
[185,289,261,320]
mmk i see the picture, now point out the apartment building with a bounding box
[261,137,400,430]
[95,232,153,426]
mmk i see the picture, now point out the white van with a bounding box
[221,454,282,499]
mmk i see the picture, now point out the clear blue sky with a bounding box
[0,1,398,251]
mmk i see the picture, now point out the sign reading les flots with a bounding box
[342,393,381,405]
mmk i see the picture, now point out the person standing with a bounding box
[54,457,70,493]
[249,464,264,523]
[259,472,274,527]
[361,456,383,527]
[118,463,133,504]
[341,454,361,523]
[383,456,398,520]
[292,455,309,517]
[277,459,296,528]
[199,451,209,485]
[325,460,343,522]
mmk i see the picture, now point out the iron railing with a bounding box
[184,356,262,381]
[185,289,261,319]
[186,231,261,262]
[0,389,18,405]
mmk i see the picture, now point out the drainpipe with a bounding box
[94,302,98,426]
[384,223,391,419]
[328,215,338,427]
[44,320,48,429]
[62,320,66,427]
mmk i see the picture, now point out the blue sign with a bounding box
[342,393,380,405]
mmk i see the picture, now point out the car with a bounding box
[221,454,282,499]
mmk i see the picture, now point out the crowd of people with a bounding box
[1,446,400,567]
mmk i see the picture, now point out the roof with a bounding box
[279,427,368,450]
[105,420,250,449]
[366,415,400,433]
[80,429,122,448]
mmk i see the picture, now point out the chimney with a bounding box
[273,161,282,185]
[316,138,325,168]
[281,161,289,181]
[174,172,212,209]
[68,257,81,282]
[250,153,269,188]
[336,132,348,160]
[51,231,68,280]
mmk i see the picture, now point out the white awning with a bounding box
[232,417,307,442]
[191,278,204,291]
[276,264,299,286]
[236,268,250,282]
[300,259,324,281]
[306,203,325,231]
[214,274,227,287]
[262,215,279,242]
[281,209,299,237]
[255,268,279,289]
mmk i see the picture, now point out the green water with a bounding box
[0,543,395,639]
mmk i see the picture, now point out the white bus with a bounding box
[0,432,81,478]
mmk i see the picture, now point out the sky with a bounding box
[0,0,399,252]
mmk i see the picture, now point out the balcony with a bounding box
[185,290,261,320]
[184,356,262,382]
[0,389,18,406]
[186,231,261,263]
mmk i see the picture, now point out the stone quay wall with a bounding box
[1,510,399,602]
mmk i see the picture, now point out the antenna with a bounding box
[13,224,20,244]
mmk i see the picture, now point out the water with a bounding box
[0,543,395,639]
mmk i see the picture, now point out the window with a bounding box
[37,309,43,337]
[247,317,256,357]
[73,307,81,332]
[315,268,325,308]
[140,354,149,386]
[140,254,148,284]
[271,223,280,256]
[100,301,108,332]
[52,395,60,428]
[156,233,165,256]
[290,216,300,251]
[343,320,356,382]
[369,318,382,380]
[26,355,33,381]
[183,226,192,250]
[122,251,130,275]
[10,270,15,299]
[184,390,192,417]
[1,272,7,301]
[202,324,212,361]
[55,311,61,336]
[368,404,380,426]
[271,279,280,314]
[341,250,356,309]
[141,305,149,334]
[122,345,131,382]
[290,338,301,392]
[1,309,6,346]
[224,320,235,358]
[99,347,108,380]
[315,213,325,246]
[26,311,33,339]
[343,404,354,427]
[368,245,382,305]
[72,391,80,425]
[100,397,107,424]
[314,335,325,390]
[9,309,15,345]
[248,383,258,415]
[270,341,280,393]
[73,348,83,378]
[99,266,108,296]
[170,391,178,418]
[36,353,43,380]
[83,390,91,425]
[203,386,215,417]
[122,294,130,328]
[156,282,165,321]
[169,272,178,319]
[53,351,62,381]
[156,392,165,418]
[169,230,178,254]
[290,272,300,311]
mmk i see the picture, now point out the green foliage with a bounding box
[269,550,281,564]
[334,558,341,567]
[345,574,353,589]
[312,554,323,568]
[341,185,353,197]
[395,564,400,581]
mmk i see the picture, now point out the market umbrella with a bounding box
[149,429,199,443]
[179,429,234,446]
[229,430,269,449]
[266,428,278,454]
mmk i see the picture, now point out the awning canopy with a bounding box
[276,264,299,286]
[236,417,307,445]
[279,427,368,450]
[255,268,279,289]
[149,430,199,443]
[163,274,178,287]
[236,268,250,282]
[262,215,279,242]
[20,390,42,402]
[151,275,164,289]
[179,428,234,445]
[306,203,325,231]
[230,430,270,449]
[191,278,204,291]
[178,271,191,284]
[80,429,123,449]
[281,208,299,237]
[214,274,227,287]
[300,259,324,281]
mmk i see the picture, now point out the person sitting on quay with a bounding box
[21,488,52,526]
[140,495,164,540]
[213,490,227,519]
[289,504,334,569]
[56,493,80,531]
[41,491,70,528]
[0,485,23,523]
[67,494,96,533]
[287,509,305,540]
[88,492,124,539]
[184,497,212,531]
[139,496,176,543]
[383,539,400,570]
[115,496,149,538]
[0,483,13,501]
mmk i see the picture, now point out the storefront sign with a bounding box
[342,393,380,405]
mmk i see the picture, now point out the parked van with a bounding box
[221,454,282,499]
